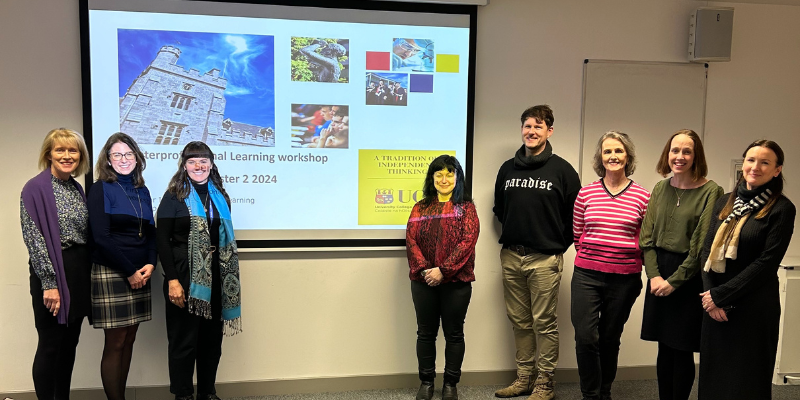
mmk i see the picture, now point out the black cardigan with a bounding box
[156,183,226,299]
[700,194,796,307]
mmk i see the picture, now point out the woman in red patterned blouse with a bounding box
[406,155,479,400]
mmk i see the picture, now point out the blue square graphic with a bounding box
[409,74,434,93]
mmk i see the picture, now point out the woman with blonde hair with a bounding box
[20,128,91,399]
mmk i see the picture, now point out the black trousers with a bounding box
[32,319,84,400]
[30,245,90,400]
[410,280,472,384]
[571,267,642,400]
[165,298,224,397]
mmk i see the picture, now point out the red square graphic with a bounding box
[366,52,390,71]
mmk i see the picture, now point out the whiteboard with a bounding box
[579,60,708,191]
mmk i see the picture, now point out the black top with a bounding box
[493,147,581,254]
[88,174,157,277]
[156,182,223,288]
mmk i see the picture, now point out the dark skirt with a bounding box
[91,263,152,329]
[29,244,91,328]
[640,248,703,352]
[698,278,780,400]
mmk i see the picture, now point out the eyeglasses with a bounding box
[110,152,136,161]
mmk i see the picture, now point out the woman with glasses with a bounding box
[406,155,479,400]
[21,128,91,399]
[87,133,156,400]
[157,142,241,400]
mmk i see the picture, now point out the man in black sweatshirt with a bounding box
[492,105,581,400]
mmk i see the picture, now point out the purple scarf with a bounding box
[21,169,86,324]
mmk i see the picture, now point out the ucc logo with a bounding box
[374,189,424,204]
[375,189,394,204]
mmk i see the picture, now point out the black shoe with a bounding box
[442,383,458,400]
[200,395,221,400]
[175,396,194,400]
[415,381,434,400]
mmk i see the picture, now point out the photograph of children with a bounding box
[365,72,408,106]
[291,104,350,149]
[117,29,275,147]
[291,37,350,83]
[391,38,434,72]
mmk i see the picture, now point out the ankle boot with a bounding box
[416,381,434,400]
[527,371,555,400]
[442,382,458,400]
[494,373,534,397]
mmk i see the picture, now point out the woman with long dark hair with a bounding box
[698,140,795,400]
[157,141,242,400]
[88,132,156,400]
[21,128,91,399]
[406,155,479,400]
[639,129,723,400]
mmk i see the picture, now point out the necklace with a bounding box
[116,181,143,237]
[673,186,688,207]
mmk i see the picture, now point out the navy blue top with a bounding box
[88,173,157,277]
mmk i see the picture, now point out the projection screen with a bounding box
[81,0,476,248]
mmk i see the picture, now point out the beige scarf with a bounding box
[703,215,749,273]
[703,188,772,273]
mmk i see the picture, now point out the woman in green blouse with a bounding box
[639,129,723,400]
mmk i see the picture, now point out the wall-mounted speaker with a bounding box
[689,7,734,62]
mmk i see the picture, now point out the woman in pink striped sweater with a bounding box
[571,131,650,400]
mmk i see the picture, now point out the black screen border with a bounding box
[79,0,477,249]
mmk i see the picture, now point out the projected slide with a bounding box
[86,3,471,240]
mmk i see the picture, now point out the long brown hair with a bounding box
[95,132,146,188]
[166,141,230,204]
[718,140,785,220]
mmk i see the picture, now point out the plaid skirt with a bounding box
[91,263,152,329]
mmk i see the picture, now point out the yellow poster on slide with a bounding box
[358,149,455,225]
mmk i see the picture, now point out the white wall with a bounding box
[1,0,799,392]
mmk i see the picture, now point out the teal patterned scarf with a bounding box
[185,181,242,335]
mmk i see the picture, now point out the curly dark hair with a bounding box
[419,155,472,206]
[166,141,230,203]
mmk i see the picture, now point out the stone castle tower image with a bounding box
[119,45,274,147]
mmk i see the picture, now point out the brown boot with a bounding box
[494,373,534,398]
[526,372,555,400]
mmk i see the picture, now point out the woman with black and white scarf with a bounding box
[699,139,795,400]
